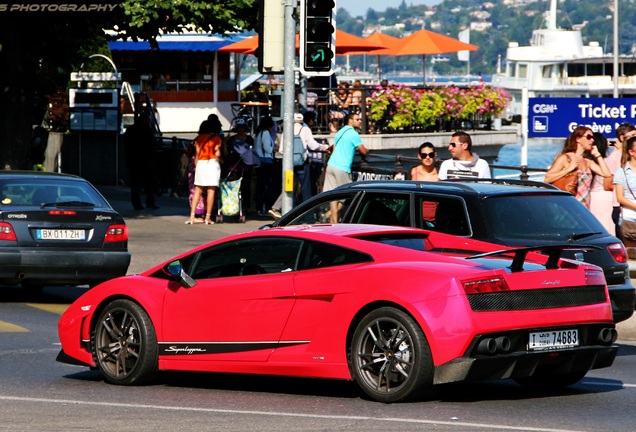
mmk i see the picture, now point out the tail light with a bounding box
[607,242,627,263]
[104,224,128,243]
[462,276,509,294]
[585,268,606,286]
[0,222,17,241]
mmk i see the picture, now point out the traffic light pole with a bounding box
[281,0,296,214]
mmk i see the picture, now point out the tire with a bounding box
[514,370,588,390]
[92,299,158,385]
[350,307,434,403]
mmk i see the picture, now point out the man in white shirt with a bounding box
[438,131,491,180]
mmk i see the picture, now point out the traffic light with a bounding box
[299,0,336,75]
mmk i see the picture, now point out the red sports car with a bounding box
[57,224,618,403]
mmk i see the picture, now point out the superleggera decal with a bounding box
[158,340,309,355]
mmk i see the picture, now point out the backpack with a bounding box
[293,126,305,167]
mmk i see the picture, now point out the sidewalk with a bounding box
[97,185,636,343]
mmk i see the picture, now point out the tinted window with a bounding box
[298,240,372,270]
[414,195,471,236]
[484,194,607,240]
[189,237,303,279]
[285,192,357,225]
[0,179,109,207]
[352,193,411,227]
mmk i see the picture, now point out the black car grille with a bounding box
[468,286,607,312]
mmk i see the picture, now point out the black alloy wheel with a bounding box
[92,299,158,385]
[350,307,434,403]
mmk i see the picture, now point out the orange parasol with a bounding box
[345,32,403,80]
[218,30,385,55]
[394,28,479,56]
[393,29,479,83]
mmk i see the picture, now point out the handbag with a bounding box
[549,156,578,195]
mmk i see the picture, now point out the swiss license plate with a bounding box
[36,229,85,241]
[528,329,579,351]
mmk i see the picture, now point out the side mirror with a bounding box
[165,260,197,288]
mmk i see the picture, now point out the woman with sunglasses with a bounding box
[545,125,610,208]
[410,142,439,181]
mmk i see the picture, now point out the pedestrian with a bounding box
[410,142,439,181]
[268,112,331,220]
[438,131,491,180]
[545,125,610,208]
[588,132,614,233]
[253,116,277,216]
[185,120,222,225]
[223,117,255,212]
[604,123,635,238]
[322,112,369,222]
[124,114,159,210]
[613,135,636,248]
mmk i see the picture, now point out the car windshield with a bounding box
[0,179,110,208]
[483,194,607,241]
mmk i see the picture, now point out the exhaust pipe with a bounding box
[597,328,616,343]
[477,338,497,354]
[495,336,511,353]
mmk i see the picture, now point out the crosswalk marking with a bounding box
[26,303,69,315]
[0,321,29,333]
[0,304,69,333]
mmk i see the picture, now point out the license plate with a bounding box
[36,229,85,240]
[528,329,579,351]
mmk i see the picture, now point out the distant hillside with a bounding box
[336,0,636,77]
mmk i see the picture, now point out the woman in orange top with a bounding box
[185,119,222,224]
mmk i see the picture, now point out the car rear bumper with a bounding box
[0,249,130,285]
[608,281,636,323]
[434,344,618,385]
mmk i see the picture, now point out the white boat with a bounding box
[492,0,636,118]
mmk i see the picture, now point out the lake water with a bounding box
[493,139,562,180]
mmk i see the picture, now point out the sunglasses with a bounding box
[584,134,594,140]
[420,152,435,159]
[449,142,461,147]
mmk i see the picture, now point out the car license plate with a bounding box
[528,329,579,351]
[36,229,85,240]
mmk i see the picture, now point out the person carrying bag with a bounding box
[614,135,636,242]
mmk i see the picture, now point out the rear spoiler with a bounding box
[466,244,601,272]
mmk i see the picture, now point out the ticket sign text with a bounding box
[528,98,636,138]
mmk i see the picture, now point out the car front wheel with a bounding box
[350,307,434,403]
[92,299,158,385]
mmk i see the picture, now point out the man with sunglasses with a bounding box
[438,131,491,180]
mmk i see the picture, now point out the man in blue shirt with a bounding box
[323,112,369,222]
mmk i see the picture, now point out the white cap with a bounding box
[294,113,304,123]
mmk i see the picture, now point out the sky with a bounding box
[337,0,440,17]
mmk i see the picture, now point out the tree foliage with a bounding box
[0,0,257,169]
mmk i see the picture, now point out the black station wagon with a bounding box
[0,171,130,290]
[268,179,635,323]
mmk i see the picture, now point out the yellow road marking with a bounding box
[26,304,69,315]
[0,320,29,333]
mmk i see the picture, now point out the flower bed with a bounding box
[367,84,509,132]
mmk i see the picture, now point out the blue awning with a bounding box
[108,34,239,52]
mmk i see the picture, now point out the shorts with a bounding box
[194,159,221,187]
[322,165,351,192]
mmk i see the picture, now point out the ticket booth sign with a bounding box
[69,88,119,131]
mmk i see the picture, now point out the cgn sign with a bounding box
[528,97,636,138]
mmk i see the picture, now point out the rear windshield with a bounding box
[0,178,110,208]
[483,194,607,241]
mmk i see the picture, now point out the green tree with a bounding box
[0,0,256,170]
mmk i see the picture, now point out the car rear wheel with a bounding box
[350,307,434,403]
[92,299,158,385]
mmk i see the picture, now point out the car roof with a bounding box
[0,170,85,181]
[333,179,563,197]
